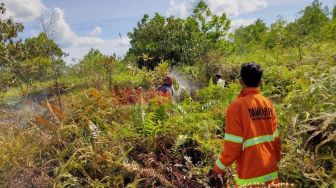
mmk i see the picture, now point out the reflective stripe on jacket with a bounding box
[214,88,282,187]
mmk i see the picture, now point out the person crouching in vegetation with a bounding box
[215,73,225,88]
[212,63,282,187]
[157,75,174,97]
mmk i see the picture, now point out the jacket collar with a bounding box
[238,87,260,98]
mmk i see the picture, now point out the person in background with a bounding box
[157,75,174,97]
[211,62,282,187]
[215,73,225,88]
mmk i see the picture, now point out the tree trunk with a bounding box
[20,85,25,99]
[52,60,62,110]
[55,79,62,110]
[20,84,29,101]
[298,45,303,62]
[108,71,113,92]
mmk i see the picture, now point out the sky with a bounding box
[1,0,335,63]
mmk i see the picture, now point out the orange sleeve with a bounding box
[272,104,282,163]
[214,102,243,174]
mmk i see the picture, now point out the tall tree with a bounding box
[80,49,105,88]
[16,57,54,96]
[23,33,65,107]
[285,21,307,62]
[233,19,267,53]
[264,17,287,50]
[101,55,116,91]
[80,49,104,86]
[0,3,24,97]
[283,0,330,61]
[24,32,63,59]
[127,1,231,69]
[191,0,231,44]
[80,49,117,90]
[297,0,329,40]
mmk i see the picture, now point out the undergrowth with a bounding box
[0,44,335,187]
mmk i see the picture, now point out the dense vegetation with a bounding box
[0,0,335,187]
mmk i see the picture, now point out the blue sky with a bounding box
[42,0,168,39]
[2,0,335,62]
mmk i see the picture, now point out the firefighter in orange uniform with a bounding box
[213,63,282,187]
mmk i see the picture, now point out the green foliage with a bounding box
[1,1,336,187]
[191,0,231,44]
[127,1,231,69]
[79,49,117,89]
[264,17,287,50]
[18,57,54,85]
[232,0,332,62]
[296,0,330,40]
[24,32,64,59]
[321,19,336,41]
[0,3,24,94]
[198,83,239,103]
[0,4,64,97]
[132,61,169,88]
[234,19,267,53]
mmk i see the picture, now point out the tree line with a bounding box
[126,0,336,68]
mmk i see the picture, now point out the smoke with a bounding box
[0,88,52,128]
[170,69,203,97]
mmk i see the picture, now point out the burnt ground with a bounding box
[0,88,53,128]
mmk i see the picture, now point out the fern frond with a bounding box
[121,163,173,187]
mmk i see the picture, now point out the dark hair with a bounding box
[215,74,222,79]
[240,62,263,87]
[164,75,173,86]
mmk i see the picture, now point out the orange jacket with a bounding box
[214,88,281,187]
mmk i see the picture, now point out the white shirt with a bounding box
[217,79,225,88]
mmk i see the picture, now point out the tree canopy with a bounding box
[0,3,25,93]
[127,1,231,69]
[0,3,65,96]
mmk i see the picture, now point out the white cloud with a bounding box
[206,0,239,17]
[166,0,189,18]
[167,0,268,18]
[239,0,267,16]
[3,0,130,62]
[90,26,102,36]
[206,0,268,17]
[2,1,130,62]
[43,8,130,61]
[2,0,46,22]
[265,0,302,7]
[231,18,257,30]
[63,37,130,63]
[49,8,105,47]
